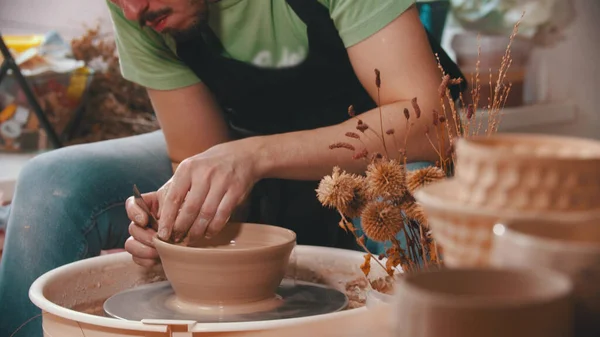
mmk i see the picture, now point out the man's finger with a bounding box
[128,222,157,248]
[158,170,192,241]
[125,196,148,227]
[132,256,160,268]
[197,185,228,239]
[206,192,237,238]
[124,236,159,260]
[171,183,210,242]
[140,191,160,215]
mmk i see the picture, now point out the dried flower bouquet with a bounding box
[316,19,523,294]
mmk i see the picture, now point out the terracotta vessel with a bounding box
[414,131,600,267]
[414,179,600,267]
[453,134,600,212]
[491,218,600,337]
[392,268,574,337]
[153,222,296,314]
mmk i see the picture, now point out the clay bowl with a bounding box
[392,267,574,337]
[414,178,600,268]
[453,133,600,212]
[152,222,296,314]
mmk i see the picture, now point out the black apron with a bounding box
[175,0,465,249]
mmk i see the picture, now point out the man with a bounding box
[0,0,460,335]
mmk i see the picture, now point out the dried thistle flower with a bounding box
[316,167,365,217]
[450,78,463,85]
[411,97,421,118]
[403,108,410,120]
[361,200,403,242]
[375,69,381,88]
[445,143,455,160]
[353,148,369,160]
[384,245,404,276]
[467,104,475,120]
[432,110,439,126]
[360,254,371,276]
[356,120,369,133]
[439,75,450,98]
[407,166,446,193]
[346,187,368,218]
[345,132,361,139]
[402,201,428,228]
[348,105,356,117]
[329,142,355,151]
[370,153,384,162]
[385,251,402,276]
[365,159,406,200]
[339,219,348,232]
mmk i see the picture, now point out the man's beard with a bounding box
[165,18,205,43]
[167,0,213,43]
[140,0,212,43]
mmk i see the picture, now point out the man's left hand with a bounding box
[156,140,259,243]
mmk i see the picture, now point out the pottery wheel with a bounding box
[103,279,348,323]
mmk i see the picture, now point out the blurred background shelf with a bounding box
[472,101,578,133]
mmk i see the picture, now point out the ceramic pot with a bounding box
[414,178,600,267]
[391,267,574,337]
[453,134,600,212]
[491,218,600,337]
[153,222,296,313]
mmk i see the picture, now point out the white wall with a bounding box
[0,0,113,41]
[521,0,600,140]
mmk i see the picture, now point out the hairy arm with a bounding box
[247,5,453,180]
[147,83,232,171]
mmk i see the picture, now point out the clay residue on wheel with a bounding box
[46,261,166,312]
[289,255,390,310]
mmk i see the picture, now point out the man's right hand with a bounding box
[124,191,161,267]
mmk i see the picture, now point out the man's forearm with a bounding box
[251,97,452,182]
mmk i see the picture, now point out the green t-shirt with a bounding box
[106,0,415,91]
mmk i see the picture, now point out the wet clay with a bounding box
[165,293,284,316]
[153,222,296,312]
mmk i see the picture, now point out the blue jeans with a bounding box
[0,131,173,337]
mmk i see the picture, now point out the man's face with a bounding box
[110,0,215,40]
